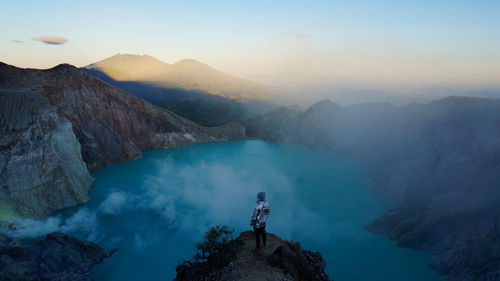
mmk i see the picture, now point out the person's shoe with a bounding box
[263,242,267,247]
[253,247,261,252]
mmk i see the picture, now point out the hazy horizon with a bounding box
[1,0,499,93]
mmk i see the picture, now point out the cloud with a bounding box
[298,33,312,38]
[32,36,68,45]
[0,151,329,246]
[99,191,128,215]
[59,208,99,240]
[137,157,314,237]
[1,208,99,241]
[11,40,24,43]
[0,217,61,238]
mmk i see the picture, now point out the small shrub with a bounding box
[195,225,235,261]
[179,225,243,273]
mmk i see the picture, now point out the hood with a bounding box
[257,192,266,202]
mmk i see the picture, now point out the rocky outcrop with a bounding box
[267,241,330,281]
[244,96,500,281]
[0,62,246,218]
[0,62,246,172]
[0,232,116,281]
[242,106,300,141]
[175,231,331,281]
[365,204,500,281]
[0,91,93,218]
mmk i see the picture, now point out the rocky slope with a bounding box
[0,62,246,218]
[0,232,115,281]
[243,97,500,281]
[0,90,93,218]
[175,231,331,281]
[83,67,277,127]
[82,54,280,127]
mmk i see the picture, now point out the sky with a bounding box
[1,0,500,89]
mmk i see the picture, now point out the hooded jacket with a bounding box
[250,192,270,228]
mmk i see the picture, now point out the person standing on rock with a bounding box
[250,191,270,251]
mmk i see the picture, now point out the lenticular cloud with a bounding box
[32,36,68,45]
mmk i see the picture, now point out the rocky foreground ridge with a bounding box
[0,62,246,218]
[175,230,331,281]
[0,232,115,281]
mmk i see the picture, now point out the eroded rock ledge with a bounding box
[175,231,332,281]
[0,232,116,281]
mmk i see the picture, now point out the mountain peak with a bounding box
[50,63,79,71]
[84,54,171,81]
[173,58,215,73]
[173,58,205,67]
[88,53,165,67]
[307,99,340,113]
[175,58,202,64]
[83,54,274,101]
[112,53,160,60]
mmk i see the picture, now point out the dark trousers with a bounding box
[253,225,266,248]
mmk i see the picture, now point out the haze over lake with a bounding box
[11,140,442,281]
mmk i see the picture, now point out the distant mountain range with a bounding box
[84,54,277,101]
[82,54,279,126]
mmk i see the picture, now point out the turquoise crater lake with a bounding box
[54,140,442,281]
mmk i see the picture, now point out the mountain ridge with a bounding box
[0,61,246,218]
[82,54,280,126]
[84,53,275,101]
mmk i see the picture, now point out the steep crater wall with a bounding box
[0,91,93,218]
[0,62,246,218]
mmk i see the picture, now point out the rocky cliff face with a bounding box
[365,204,500,281]
[0,91,93,218]
[0,62,246,172]
[0,232,116,281]
[244,97,500,281]
[0,62,246,218]
[175,231,331,281]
